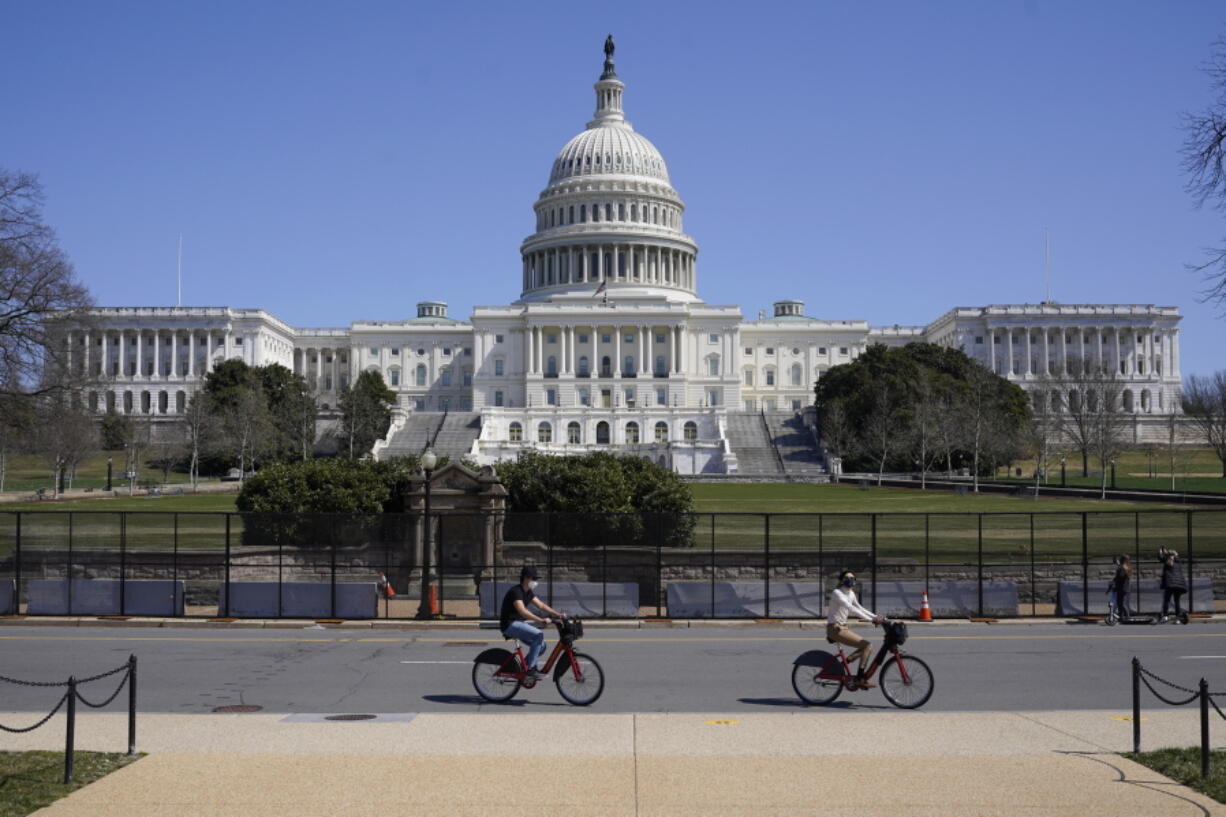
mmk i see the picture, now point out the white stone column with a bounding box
[1172,328,1181,378]
[136,330,146,378]
[614,326,622,378]
[153,331,161,378]
[189,331,198,378]
[1005,328,1013,377]
[1113,328,1121,376]
[1023,329,1032,378]
[1059,326,1067,375]
[671,326,678,374]
[118,330,128,378]
[641,327,650,374]
[82,331,90,375]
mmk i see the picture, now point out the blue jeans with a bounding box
[503,620,546,670]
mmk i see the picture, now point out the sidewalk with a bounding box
[4,709,1224,816]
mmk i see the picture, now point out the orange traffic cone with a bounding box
[427,585,439,615]
[918,590,933,622]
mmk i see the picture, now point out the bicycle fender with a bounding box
[474,647,513,665]
[794,650,837,668]
[552,651,576,682]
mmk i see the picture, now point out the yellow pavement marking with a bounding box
[1111,716,1149,721]
[1,631,1225,645]
[704,719,741,725]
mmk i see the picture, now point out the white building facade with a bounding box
[70,43,1184,470]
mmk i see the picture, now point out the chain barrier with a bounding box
[0,692,70,734]
[74,672,129,709]
[1209,693,1226,723]
[1138,664,1202,706]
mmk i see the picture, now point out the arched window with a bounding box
[596,421,610,444]
[578,356,590,376]
[655,355,665,376]
[508,422,522,442]
[416,364,426,386]
[568,421,581,444]
[175,391,185,414]
[790,364,802,386]
[683,421,698,441]
[655,421,669,442]
[601,356,612,377]
[626,421,639,444]
[707,356,720,376]
[623,355,634,376]
[1141,390,1151,413]
[1123,390,1134,413]
[546,355,558,376]
[630,204,637,221]
[765,368,775,386]
[440,369,451,387]
[580,204,587,222]
[538,422,552,443]
[744,369,754,386]
[605,204,612,221]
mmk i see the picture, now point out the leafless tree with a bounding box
[218,386,273,480]
[859,382,908,486]
[1182,371,1226,477]
[1183,36,1226,312]
[1057,364,1133,499]
[182,390,215,489]
[909,370,942,489]
[956,363,1005,493]
[0,169,94,396]
[1164,411,1195,490]
[34,398,98,495]
[1023,387,1063,494]
[933,388,963,477]
[816,399,857,464]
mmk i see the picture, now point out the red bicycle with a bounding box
[791,620,934,709]
[471,618,605,706]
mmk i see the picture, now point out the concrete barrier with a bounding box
[218,582,377,619]
[0,579,14,615]
[27,579,185,616]
[665,580,1019,618]
[478,581,639,619]
[1057,578,1214,616]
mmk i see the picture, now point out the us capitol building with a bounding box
[70,40,1184,474]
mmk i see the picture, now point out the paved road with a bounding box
[3,621,1226,715]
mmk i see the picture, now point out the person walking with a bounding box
[1157,547,1188,624]
[1105,554,1132,625]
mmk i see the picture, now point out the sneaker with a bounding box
[526,668,546,682]
[1156,616,1169,624]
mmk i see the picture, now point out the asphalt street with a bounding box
[3,621,1226,715]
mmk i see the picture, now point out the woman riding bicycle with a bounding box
[499,565,565,681]
[827,570,884,689]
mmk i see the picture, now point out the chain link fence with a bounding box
[0,509,1222,620]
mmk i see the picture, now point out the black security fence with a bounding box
[0,509,1223,619]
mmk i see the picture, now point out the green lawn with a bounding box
[1124,748,1226,805]
[2,452,201,493]
[997,446,1226,491]
[0,751,142,817]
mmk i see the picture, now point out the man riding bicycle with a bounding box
[827,570,884,689]
[500,565,565,681]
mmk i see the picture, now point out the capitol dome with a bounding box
[519,37,699,304]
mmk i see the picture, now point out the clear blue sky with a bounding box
[4,0,1224,377]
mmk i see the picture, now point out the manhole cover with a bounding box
[212,705,263,713]
[325,714,377,721]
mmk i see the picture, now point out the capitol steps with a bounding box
[723,412,782,476]
[431,412,482,461]
[761,411,826,477]
[378,413,443,460]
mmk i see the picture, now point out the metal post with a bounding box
[106,457,113,492]
[127,654,137,754]
[1081,513,1089,617]
[330,521,337,620]
[119,512,127,616]
[1187,512,1195,614]
[1111,460,1117,491]
[710,514,716,618]
[1132,657,1141,753]
[64,677,76,784]
[416,464,435,619]
[655,512,662,617]
[1060,457,1066,488]
[763,514,770,618]
[1201,677,1210,778]
[172,513,179,615]
[1029,514,1036,617]
[977,514,983,617]
[14,513,21,615]
[924,514,930,596]
[817,514,824,618]
[223,514,231,617]
[67,512,74,615]
[870,514,878,611]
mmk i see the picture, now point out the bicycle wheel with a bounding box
[878,654,933,709]
[791,663,843,706]
[555,652,605,706]
[472,656,521,703]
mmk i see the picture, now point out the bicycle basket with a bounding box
[883,620,908,647]
[559,618,584,645]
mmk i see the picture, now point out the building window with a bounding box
[547,355,558,375]
[656,387,666,406]
[538,422,552,443]
[623,387,634,406]
[708,333,719,343]
[463,370,472,386]
[623,355,634,375]
[578,356,590,376]
[441,370,452,387]
[417,348,425,356]
[655,421,668,442]
[370,347,379,356]
[494,390,504,407]
[744,370,754,386]
[707,389,720,407]
[839,347,849,356]
[390,371,400,387]
[790,364,802,386]
[495,334,504,344]
[415,365,427,386]
[494,359,504,376]
[656,334,665,343]
[391,348,400,356]
[546,388,556,406]
[818,347,827,355]
[744,399,755,411]
[509,422,522,442]
[601,333,611,343]
[568,422,581,444]
[579,387,590,406]
[765,347,774,355]
[624,333,634,343]
[765,370,775,386]
[443,347,452,356]
[579,334,589,343]
[707,357,720,376]
[975,336,984,345]
[546,334,557,344]
[626,422,639,444]
[745,347,752,355]
[596,421,610,444]
[683,421,698,441]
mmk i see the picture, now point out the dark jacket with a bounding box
[1109,566,1131,596]
[1160,556,1188,592]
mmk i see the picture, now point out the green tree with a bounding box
[99,407,131,450]
[338,370,395,459]
[255,363,317,462]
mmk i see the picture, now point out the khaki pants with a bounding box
[827,623,873,672]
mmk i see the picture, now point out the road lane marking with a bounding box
[400,661,470,664]
[1178,655,1226,659]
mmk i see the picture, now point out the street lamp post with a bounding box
[1110,459,1117,491]
[1060,457,1066,488]
[105,457,113,491]
[416,449,438,620]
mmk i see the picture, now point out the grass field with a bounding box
[2,453,201,493]
[1123,748,1226,805]
[995,446,1226,493]
[0,751,142,817]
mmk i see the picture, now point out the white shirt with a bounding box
[827,586,876,627]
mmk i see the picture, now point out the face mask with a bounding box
[842,578,855,588]
[528,580,539,590]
